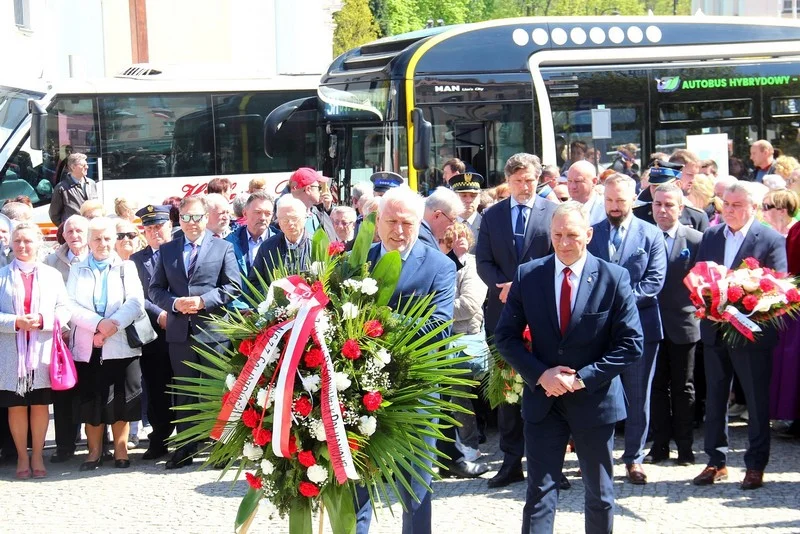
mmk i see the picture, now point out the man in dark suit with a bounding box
[418,186,463,262]
[248,196,311,288]
[634,161,709,232]
[646,184,703,465]
[495,201,643,534]
[356,186,456,534]
[131,205,176,460]
[476,153,557,488]
[588,173,667,485]
[692,182,787,490]
[149,195,240,469]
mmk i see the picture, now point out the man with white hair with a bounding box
[357,185,456,534]
[330,205,357,243]
[419,186,462,248]
[351,182,373,212]
[204,193,232,238]
[248,196,311,285]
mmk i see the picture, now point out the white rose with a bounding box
[334,372,352,392]
[256,388,272,409]
[310,419,327,441]
[374,348,391,368]
[342,279,362,291]
[243,441,263,461]
[257,300,270,315]
[358,415,377,436]
[260,459,275,475]
[302,374,321,393]
[342,302,359,320]
[306,464,328,484]
[512,382,524,394]
[225,374,236,391]
[361,278,379,296]
[513,373,524,384]
[505,392,520,404]
[310,261,325,276]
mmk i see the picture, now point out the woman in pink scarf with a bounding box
[0,223,71,479]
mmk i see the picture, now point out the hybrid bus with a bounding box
[1,65,319,225]
[266,16,800,197]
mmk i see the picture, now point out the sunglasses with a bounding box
[179,214,206,223]
[117,232,137,240]
[762,203,776,211]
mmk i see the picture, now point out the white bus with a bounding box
[0,65,319,232]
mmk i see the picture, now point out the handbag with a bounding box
[120,264,158,348]
[50,318,77,391]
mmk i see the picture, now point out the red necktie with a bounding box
[560,267,572,336]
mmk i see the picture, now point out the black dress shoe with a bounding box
[50,451,74,464]
[114,459,131,469]
[142,447,169,460]
[559,474,571,490]
[165,450,195,470]
[676,451,695,466]
[487,463,525,489]
[440,459,490,479]
[645,448,670,464]
[79,456,103,471]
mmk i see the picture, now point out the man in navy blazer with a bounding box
[226,192,275,279]
[476,153,556,488]
[495,201,643,534]
[356,186,456,534]
[587,173,666,484]
[692,182,787,490]
[149,195,240,469]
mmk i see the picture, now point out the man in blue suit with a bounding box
[691,182,787,490]
[587,173,667,485]
[149,195,241,469]
[225,192,275,279]
[357,186,456,534]
[495,201,643,534]
[476,153,556,488]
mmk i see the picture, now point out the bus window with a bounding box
[99,94,210,180]
[0,134,46,207]
[43,96,99,187]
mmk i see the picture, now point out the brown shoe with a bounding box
[625,463,647,485]
[692,465,728,486]
[740,469,764,490]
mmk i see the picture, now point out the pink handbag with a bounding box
[50,318,77,391]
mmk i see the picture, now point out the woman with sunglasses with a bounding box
[761,190,799,237]
[115,220,143,261]
[66,217,144,471]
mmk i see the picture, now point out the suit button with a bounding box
[558,349,563,355]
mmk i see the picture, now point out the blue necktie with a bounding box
[611,226,623,250]
[514,205,527,259]
[187,243,198,279]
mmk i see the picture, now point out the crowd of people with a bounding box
[0,138,798,533]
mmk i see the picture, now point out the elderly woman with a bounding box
[115,219,143,260]
[762,190,799,236]
[67,217,145,471]
[0,223,71,479]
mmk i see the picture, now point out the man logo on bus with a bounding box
[656,77,681,93]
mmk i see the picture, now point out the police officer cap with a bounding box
[448,172,484,192]
[370,171,404,193]
[648,159,683,185]
[136,204,172,226]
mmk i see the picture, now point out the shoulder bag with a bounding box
[120,263,158,348]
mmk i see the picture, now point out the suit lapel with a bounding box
[238,227,250,265]
[566,254,599,337]
[619,217,643,263]
[593,221,611,261]
[542,257,559,337]
[670,226,686,262]
[497,200,515,261]
[189,232,215,282]
[395,242,425,298]
[522,198,545,257]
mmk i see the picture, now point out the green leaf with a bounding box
[311,227,331,263]
[371,250,402,307]
[348,212,376,270]
[288,500,313,534]
[322,484,357,534]
[235,487,263,531]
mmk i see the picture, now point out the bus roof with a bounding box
[322,16,800,83]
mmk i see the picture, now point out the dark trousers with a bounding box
[650,338,696,454]
[620,340,660,465]
[694,342,706,424]
[703,343,772,471]
[498,403,525,467]
[521,403,615,534]
[52,388,79,454]
[140,334,174,450]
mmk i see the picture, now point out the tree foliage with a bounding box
[333,0,381,57]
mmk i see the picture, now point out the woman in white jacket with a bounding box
[67,217,145,471]
[0,223,71,479]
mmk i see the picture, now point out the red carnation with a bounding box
[297,450,316,467]
[294,396,313,417]
[787,288,800,303]
[348,437,360,451]
[221,392,231,405]
[242,408,260,429]
[246,472,263,490]
[364,320,384,337]
[328,241,346,256]
[252,427,272,446]
[743,257,760,270]
[311,280,324,294]
[727,286,744,303]
[362,391,383,412]
[742,294,759,312]
[342,339,362,360]
[759,278,777,293]
[289,434,299,455]
[304,347,325,368]
[299,481,319,498]
[239,338,255,357]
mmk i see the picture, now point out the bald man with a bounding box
[567,161,606,225]
[750,140,777,183]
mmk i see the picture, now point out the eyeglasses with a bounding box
[179,214,206,223]
[116,232,137,240]
[436,210,456,224]
[762,203,776,211]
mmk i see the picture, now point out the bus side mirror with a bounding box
[411,108,431,171]
[264,96,318,158]
[28,100,47,151]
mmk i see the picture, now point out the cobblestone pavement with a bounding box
[1,420,798,533]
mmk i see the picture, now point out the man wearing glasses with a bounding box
[49,152,99,226]
[149,195,240,470]
[330,206,357,245]
[248,196,312,286]
[418,186,462,250]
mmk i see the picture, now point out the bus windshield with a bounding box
[0,86,43,152]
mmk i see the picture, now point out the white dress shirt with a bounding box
[723,217,755,268]
[554,253,587,330]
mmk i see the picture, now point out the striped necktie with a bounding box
[187,242,198,279]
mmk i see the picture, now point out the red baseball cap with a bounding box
[289,167,329,189]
